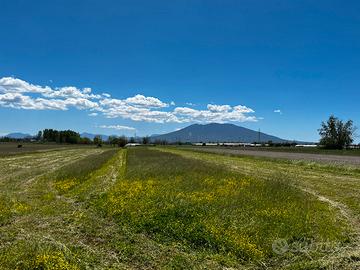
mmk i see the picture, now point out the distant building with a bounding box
[348,144,360,149]
[125,143,142,147]
[295,144,318,148]
[192,142,258,147]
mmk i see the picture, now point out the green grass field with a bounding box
[245,146,360,156]
[0,147,359,269]
[0,142,95,157]
[186,145,360,156]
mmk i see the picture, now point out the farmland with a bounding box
[208,146,360,156]
[0,143,93,157]
[0,147,359,269]
[187,146,360,166]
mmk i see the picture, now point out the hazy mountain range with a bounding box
[151,123,289,143]
[3,123,298,143]
[2,132,111,140]
[2,132,33,139]
[80,133,110,141]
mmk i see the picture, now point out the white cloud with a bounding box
[44,86,101,99]
[0,77,259,124]
[83,87,92,94]
[234,105,254,113]
[207,104,231,112]
[125,94,168,108]
[0,77,53,95]
[99,125,136,131]
[174,104,257,123]
[274,109,282,114]
[63,97,99,110]
[0,93,68,110]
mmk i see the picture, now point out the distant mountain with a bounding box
[4,132,33,139]
[80,133,109,141]
[151,123,289,143]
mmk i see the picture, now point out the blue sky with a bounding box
[0,0,359,142]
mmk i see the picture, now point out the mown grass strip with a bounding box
[52,149,118,193]
[0,149,122,270]
[99,148,350,269]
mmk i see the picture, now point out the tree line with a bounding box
[1,116,357,149]
[0,128,163,146]
[38,129,156,146]
[40,129,82,144]
[38,129,141,146]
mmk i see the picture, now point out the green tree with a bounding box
[142,136,150,145]
[93,135,103,146]
[318,115,356,149]
[36,131,43,141]
[117,136,128,147]
[79,137,92,144]
[108,136,118,146]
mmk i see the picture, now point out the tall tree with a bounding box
[93,135,102,146]
[142,136,150,145]
[318,115,356,149]
[36,131,42,141]
[117,136,128,147]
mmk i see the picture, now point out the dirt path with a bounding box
[191,147,360,166]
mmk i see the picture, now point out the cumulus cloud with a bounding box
[274,109,282,114]
[125,94,168,108]
[0,77,53,95]
[234,105,254,113]
[99,125,136,131]
[174,105,257,123]
[0,93,67,110]
[0,77,259,124]
[207,104,231,112]
[63,97,99,110]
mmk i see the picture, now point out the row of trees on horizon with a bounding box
[37,129,157,146]
[0,128,159,146]
[0,116,358,149]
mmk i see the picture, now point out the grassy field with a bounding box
[0,142,95,157]
[0,147,359,269]
[187,145,360,156]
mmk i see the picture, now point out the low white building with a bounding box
[125,143,142,147]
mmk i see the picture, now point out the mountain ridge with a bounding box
[80,133,110,141]
[150,123,290,143]
[3,132,33,139]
